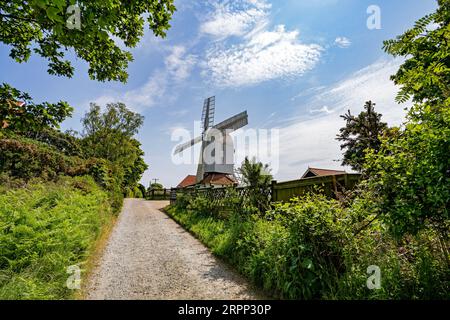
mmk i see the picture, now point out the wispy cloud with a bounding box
[310,106,335,114]
[167,109,190,117]
[200,0,271,39]
[199,0,322,88]
[274,58,408,180]
[205,25,322,87]
[88,45,198,112]
[335,36,351,48]
[90,71,168,112]
[165,46,197,82]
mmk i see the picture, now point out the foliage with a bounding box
[167,191,449,300]
[237,157,273,212]
[238,157,272,188]
[0,83,72,132]
[81,103,148,194]
[0,132,87,180]
[23,128,83,157]
[0,130,124,212]
[0,176,115,299]
[334,194,449,300]
[137,184,147,198]
[364,103,450,238]
[149,183,163,190]
[383,0,450,105]
[336,101,388,172]
[0,0,176,82]
[360,1,450,238]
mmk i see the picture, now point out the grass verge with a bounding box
[0,176,118,299]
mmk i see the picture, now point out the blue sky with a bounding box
[0,0,438,187]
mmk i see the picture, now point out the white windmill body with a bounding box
[174,96,248,185]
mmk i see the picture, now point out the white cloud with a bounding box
[310,106,334,114]
[205,25,323,87]
[165,46,197,82]
[274,58,408,180]
[200,1,323,87]
[334,36,351,48]
[200,0,271,39]
[90,71,168,112]
[89,46,197,112]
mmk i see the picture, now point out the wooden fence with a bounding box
[169,173,361,205]
[271,173,361,202]
[146,188,171,200]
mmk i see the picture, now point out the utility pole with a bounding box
[150,178,159,188]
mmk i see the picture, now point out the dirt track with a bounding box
[85,199,261,300]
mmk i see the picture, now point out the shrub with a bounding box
[167,193,353,299]
[0,135,87,180]
[364,104,450,238]
[187,195,214,216]
[167,190,449,300]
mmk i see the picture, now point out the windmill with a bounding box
[174,96,248,184]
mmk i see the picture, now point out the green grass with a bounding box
[0,176,116,299]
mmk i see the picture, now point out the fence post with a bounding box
[271,180,277,202]
[170,188,177,205]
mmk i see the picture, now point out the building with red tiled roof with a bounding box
[301,167,347,179]
[177,175,197,188]
[200,173,237,188]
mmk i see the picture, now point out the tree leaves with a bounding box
[80,103,148,194]
[0,0,176,82]
[383,0,450,105]
[0,83,73,132]
[336,101,388,172]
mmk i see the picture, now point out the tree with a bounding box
[137,184,147,198]
[149,183,163,190]
[0,0,176,82]
[336,101,388,172]
[237,157,273,212]
[383,0,449,105]
[82,102,144,138]
[363,1,450,238]
[365,103,450,237]
[238,157,273,188]
[122,139,148,191]
[81,102,144,162]
[0,83,72,131]
[81,103,148,194]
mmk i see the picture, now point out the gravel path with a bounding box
[85,199,262,300]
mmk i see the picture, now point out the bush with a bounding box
[0,135,88,180]
[364,104,450,238]
[167,193,352,299]
[166,191,449,300]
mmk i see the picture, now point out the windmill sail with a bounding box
[172,96,248,184]
[201,96,215,132]
[213,111,248,132]
[173,135,203,155]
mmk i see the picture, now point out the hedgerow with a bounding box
[166,192,449,300]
